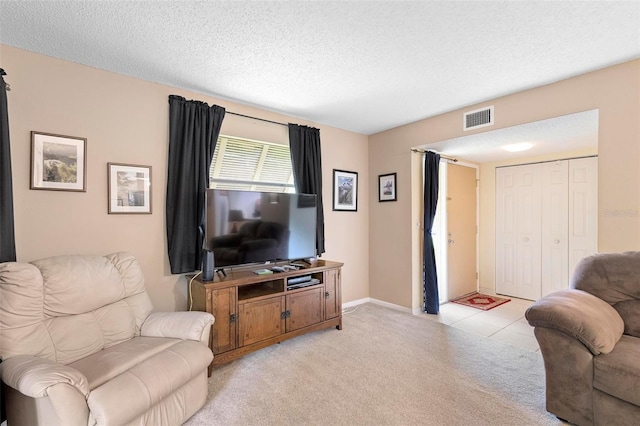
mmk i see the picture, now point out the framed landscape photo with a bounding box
[31,131,87,191]
[378,172,397,202]
[108,163,152,214]
[333,169,358,211]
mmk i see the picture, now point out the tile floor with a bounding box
[422,296,540,352]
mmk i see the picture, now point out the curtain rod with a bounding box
[227,111,288,127]
[411,148,458,163]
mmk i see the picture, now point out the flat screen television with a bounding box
[205,189,317,268]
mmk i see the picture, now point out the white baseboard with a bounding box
[343,297,419,315]
[342,297,370,309]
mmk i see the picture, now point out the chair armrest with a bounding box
[141,311,214,344]
[525,289,624,355]
[1,354,89,398]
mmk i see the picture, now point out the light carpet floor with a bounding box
[186,303,560,425]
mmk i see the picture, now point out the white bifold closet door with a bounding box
[541,161,569,297]
[496,157,597,300]
[495,163,542,300]
[567,157,598,283]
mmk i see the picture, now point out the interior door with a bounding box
[541,160,569,297]
[516,164,542,300]
[446,164,477,300]
[568,157,598,277]
[495,167,518,296]
[496,163,542,300]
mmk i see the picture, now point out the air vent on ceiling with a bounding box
[463,106,494,131]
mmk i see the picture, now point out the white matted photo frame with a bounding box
[108,163,152,214]
[31,131,87,191]
[333,169,358,211]
[378,172,397,202]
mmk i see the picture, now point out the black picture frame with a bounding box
[378,172,397,202]
[332,169,358,211]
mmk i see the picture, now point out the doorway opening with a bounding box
[433,160,479,303]
[413,110,598,312]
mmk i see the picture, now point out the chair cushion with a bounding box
[613,300,640,338]
[571,251,640,304]
[593,335,640,406]
[69,337,183,390]
[86,339,213,425]
[0,252,154,364]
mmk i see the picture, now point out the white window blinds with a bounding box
[209,135,295,192]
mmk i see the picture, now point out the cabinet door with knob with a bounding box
[210,288,237,354]
[238,296,285,347]
[324,269,341,320]
[286,287,324,332]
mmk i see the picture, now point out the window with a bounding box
[209,135,295,192]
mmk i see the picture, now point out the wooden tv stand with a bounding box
[190,260,343,368]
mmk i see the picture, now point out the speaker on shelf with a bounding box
[202,249,214,282]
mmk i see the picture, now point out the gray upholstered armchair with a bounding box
[0,252,214,425]
[526,251,640,425]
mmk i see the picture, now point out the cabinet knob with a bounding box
[325,292,330,299]
[524,237,530,242]
[281,310,291,319]
[554,239,560,244]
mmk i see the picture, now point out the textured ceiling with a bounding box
[0,1,639,136]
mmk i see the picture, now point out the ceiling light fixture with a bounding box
[503,142,534,152]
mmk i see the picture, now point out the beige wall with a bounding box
[4,44,638,313]
[369,59,640,311]
[2,45,370,311]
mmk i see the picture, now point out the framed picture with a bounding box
[378,172,397,202]
[333,169,358,211]
[108,163,152,214]
[31,131,87,191]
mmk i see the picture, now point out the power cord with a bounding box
[188,271,202,311]
[342,306,359,315]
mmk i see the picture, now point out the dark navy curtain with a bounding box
[288,124,325,255]
[0,69,16,263]
[423,151,440,314]
[166,95,225,274]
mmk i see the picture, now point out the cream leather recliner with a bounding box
[0,252,214,425]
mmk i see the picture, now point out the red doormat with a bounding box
[451,292,510,311]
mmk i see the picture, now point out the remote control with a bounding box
[271,266,286,272]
